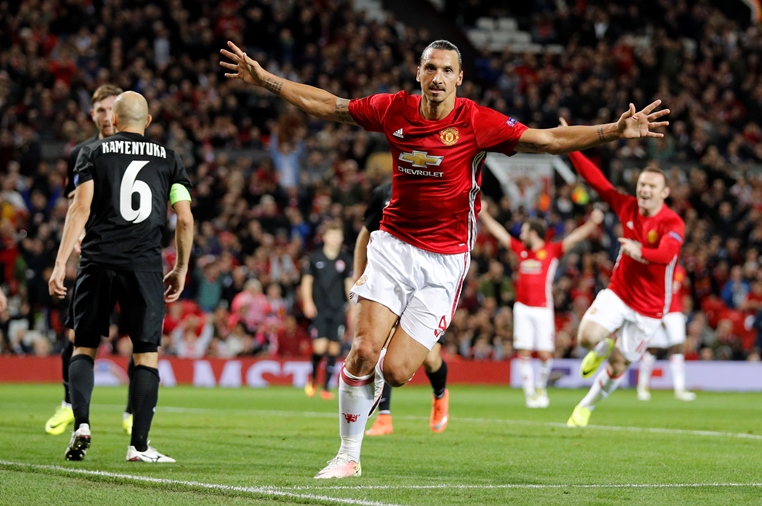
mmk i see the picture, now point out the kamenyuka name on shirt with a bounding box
[101,140,167,158]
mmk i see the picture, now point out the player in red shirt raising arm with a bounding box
[480,201,603,408]
[221,39,669,478]
[563,127,685,428]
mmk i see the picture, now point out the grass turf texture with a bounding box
[1,384,760,505]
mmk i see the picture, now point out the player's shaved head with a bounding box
[112,91,152,134]
[113,91,149,126]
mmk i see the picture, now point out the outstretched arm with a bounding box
[515,104,669,154]
[566,150,624,213]
[220,41,357,125]
[478,200,512,248]
[562,209,604,253]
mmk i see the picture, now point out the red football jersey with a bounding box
[349,91,527,254]
[569,152,684,319]
[511,237,564,308]
[668,264,686,314]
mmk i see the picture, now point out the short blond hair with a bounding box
[91,84,123,105]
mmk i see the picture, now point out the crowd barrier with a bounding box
[1,356,760,391]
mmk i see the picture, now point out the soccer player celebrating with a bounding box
[301,220,354,400]
[637,263,696,401]
[45,84,138,437]
[221,39,668,478]
[49,91,193,462]
[358,182,450,436]
[563,128,684,428]
[479,201,603,408]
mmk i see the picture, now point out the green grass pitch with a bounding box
[1,384,760,505]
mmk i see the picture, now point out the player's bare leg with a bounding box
[568,348,629,428]
[578,319,615,378]
[315,297,399,479]
[423,343,449,431]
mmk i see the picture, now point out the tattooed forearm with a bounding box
[334,98,355,124]
[264,77,282,95]
[597,127,616,143]
[516,141,543,152]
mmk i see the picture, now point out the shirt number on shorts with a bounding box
[120,160,152,224]
[435,315,447,337]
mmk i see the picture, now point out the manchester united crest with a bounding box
[647,230,658,244]
[439,127,459,146]
[537,250,547,260]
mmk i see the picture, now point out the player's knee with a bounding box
[422,352,441,372]
[383,368,411,388]
[346,338,381,375]
[578,331,597,349]
[608,354,628,376]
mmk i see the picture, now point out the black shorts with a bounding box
[309,310,345,342]
[72,265,164,353]
[64,284,76,330]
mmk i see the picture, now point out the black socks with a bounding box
[129,365,159,452]
[68,354,94,430]
[426,360,448,399]
[62,340,74,404]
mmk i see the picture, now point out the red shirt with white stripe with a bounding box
[511,237,564,308]
[349,91,527,254]
[669,264,686,313]
[569,152,685,319]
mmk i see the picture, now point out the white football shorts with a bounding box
[581,288,662,363]
[350,230,470,350]
[513,302,555,352]
[648,311,687,349]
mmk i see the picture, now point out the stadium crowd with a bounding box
[1,0,761,364]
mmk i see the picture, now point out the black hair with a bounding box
[420,40,462,70]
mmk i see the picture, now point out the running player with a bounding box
[479,201,603,408]
[637,263,696,401]
[301,220,354,400]
[359,182,450,436]
[49,91,193,462]
[221,39,668,478]
[45,84,138,437]
[563,135,684,428]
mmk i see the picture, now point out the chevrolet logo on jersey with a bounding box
[399,150,444,168]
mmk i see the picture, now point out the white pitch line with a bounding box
[149,405,762,441]
[289,482,762,491]
[0,460,402,506]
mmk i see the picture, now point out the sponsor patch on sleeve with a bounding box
[668,231,683,243]
[506,117,518,127]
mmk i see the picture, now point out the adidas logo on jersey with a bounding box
[393,128,404,138]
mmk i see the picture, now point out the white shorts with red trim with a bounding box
[513,302,555,352]
[649,311,687,349]
[581,288,662,363]
[350,230,470,350]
